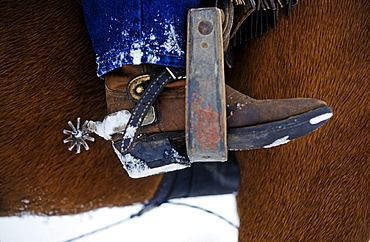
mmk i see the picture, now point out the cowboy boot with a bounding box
[106,64,331,131]
[104,64,332,178]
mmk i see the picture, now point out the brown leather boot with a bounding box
[105,64,329,133]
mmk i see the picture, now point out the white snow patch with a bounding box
[161,23,184,55]
[309,112,333,125]
[147,54,160,63]
[111,52,126,67]
[93,110,131,140]
[130,48,143,65]
[112,147,149,177]
[0,195,239,242]
[263,136,290,148]
[121,30,129,37]
[138,163,189,178]
[123,125,138,142]
[171,148,185,160]
[149,33,156,40]
[112,145,188,179]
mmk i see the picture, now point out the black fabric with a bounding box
[226,0,298,67]
[167,152,240,199]
[144,152,240,209]
[230,0,298,47]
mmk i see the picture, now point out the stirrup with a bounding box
[186,7,228,162]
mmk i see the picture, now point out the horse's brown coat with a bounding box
[228,0,369,241]
[0,0,163,216]
[0,0,368,241]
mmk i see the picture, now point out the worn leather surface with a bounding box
[105,65,327,135]
[119,68,183,153]
[106,70,187,134]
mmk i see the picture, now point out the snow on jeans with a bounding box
[83,0,200,77]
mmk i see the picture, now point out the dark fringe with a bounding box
[230,0,298,47]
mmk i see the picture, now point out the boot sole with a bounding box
[228,105,333,150]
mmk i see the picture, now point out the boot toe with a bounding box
[227,98,328,128]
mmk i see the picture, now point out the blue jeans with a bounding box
[83,0,200,77]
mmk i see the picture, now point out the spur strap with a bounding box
[119,67,184,153]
